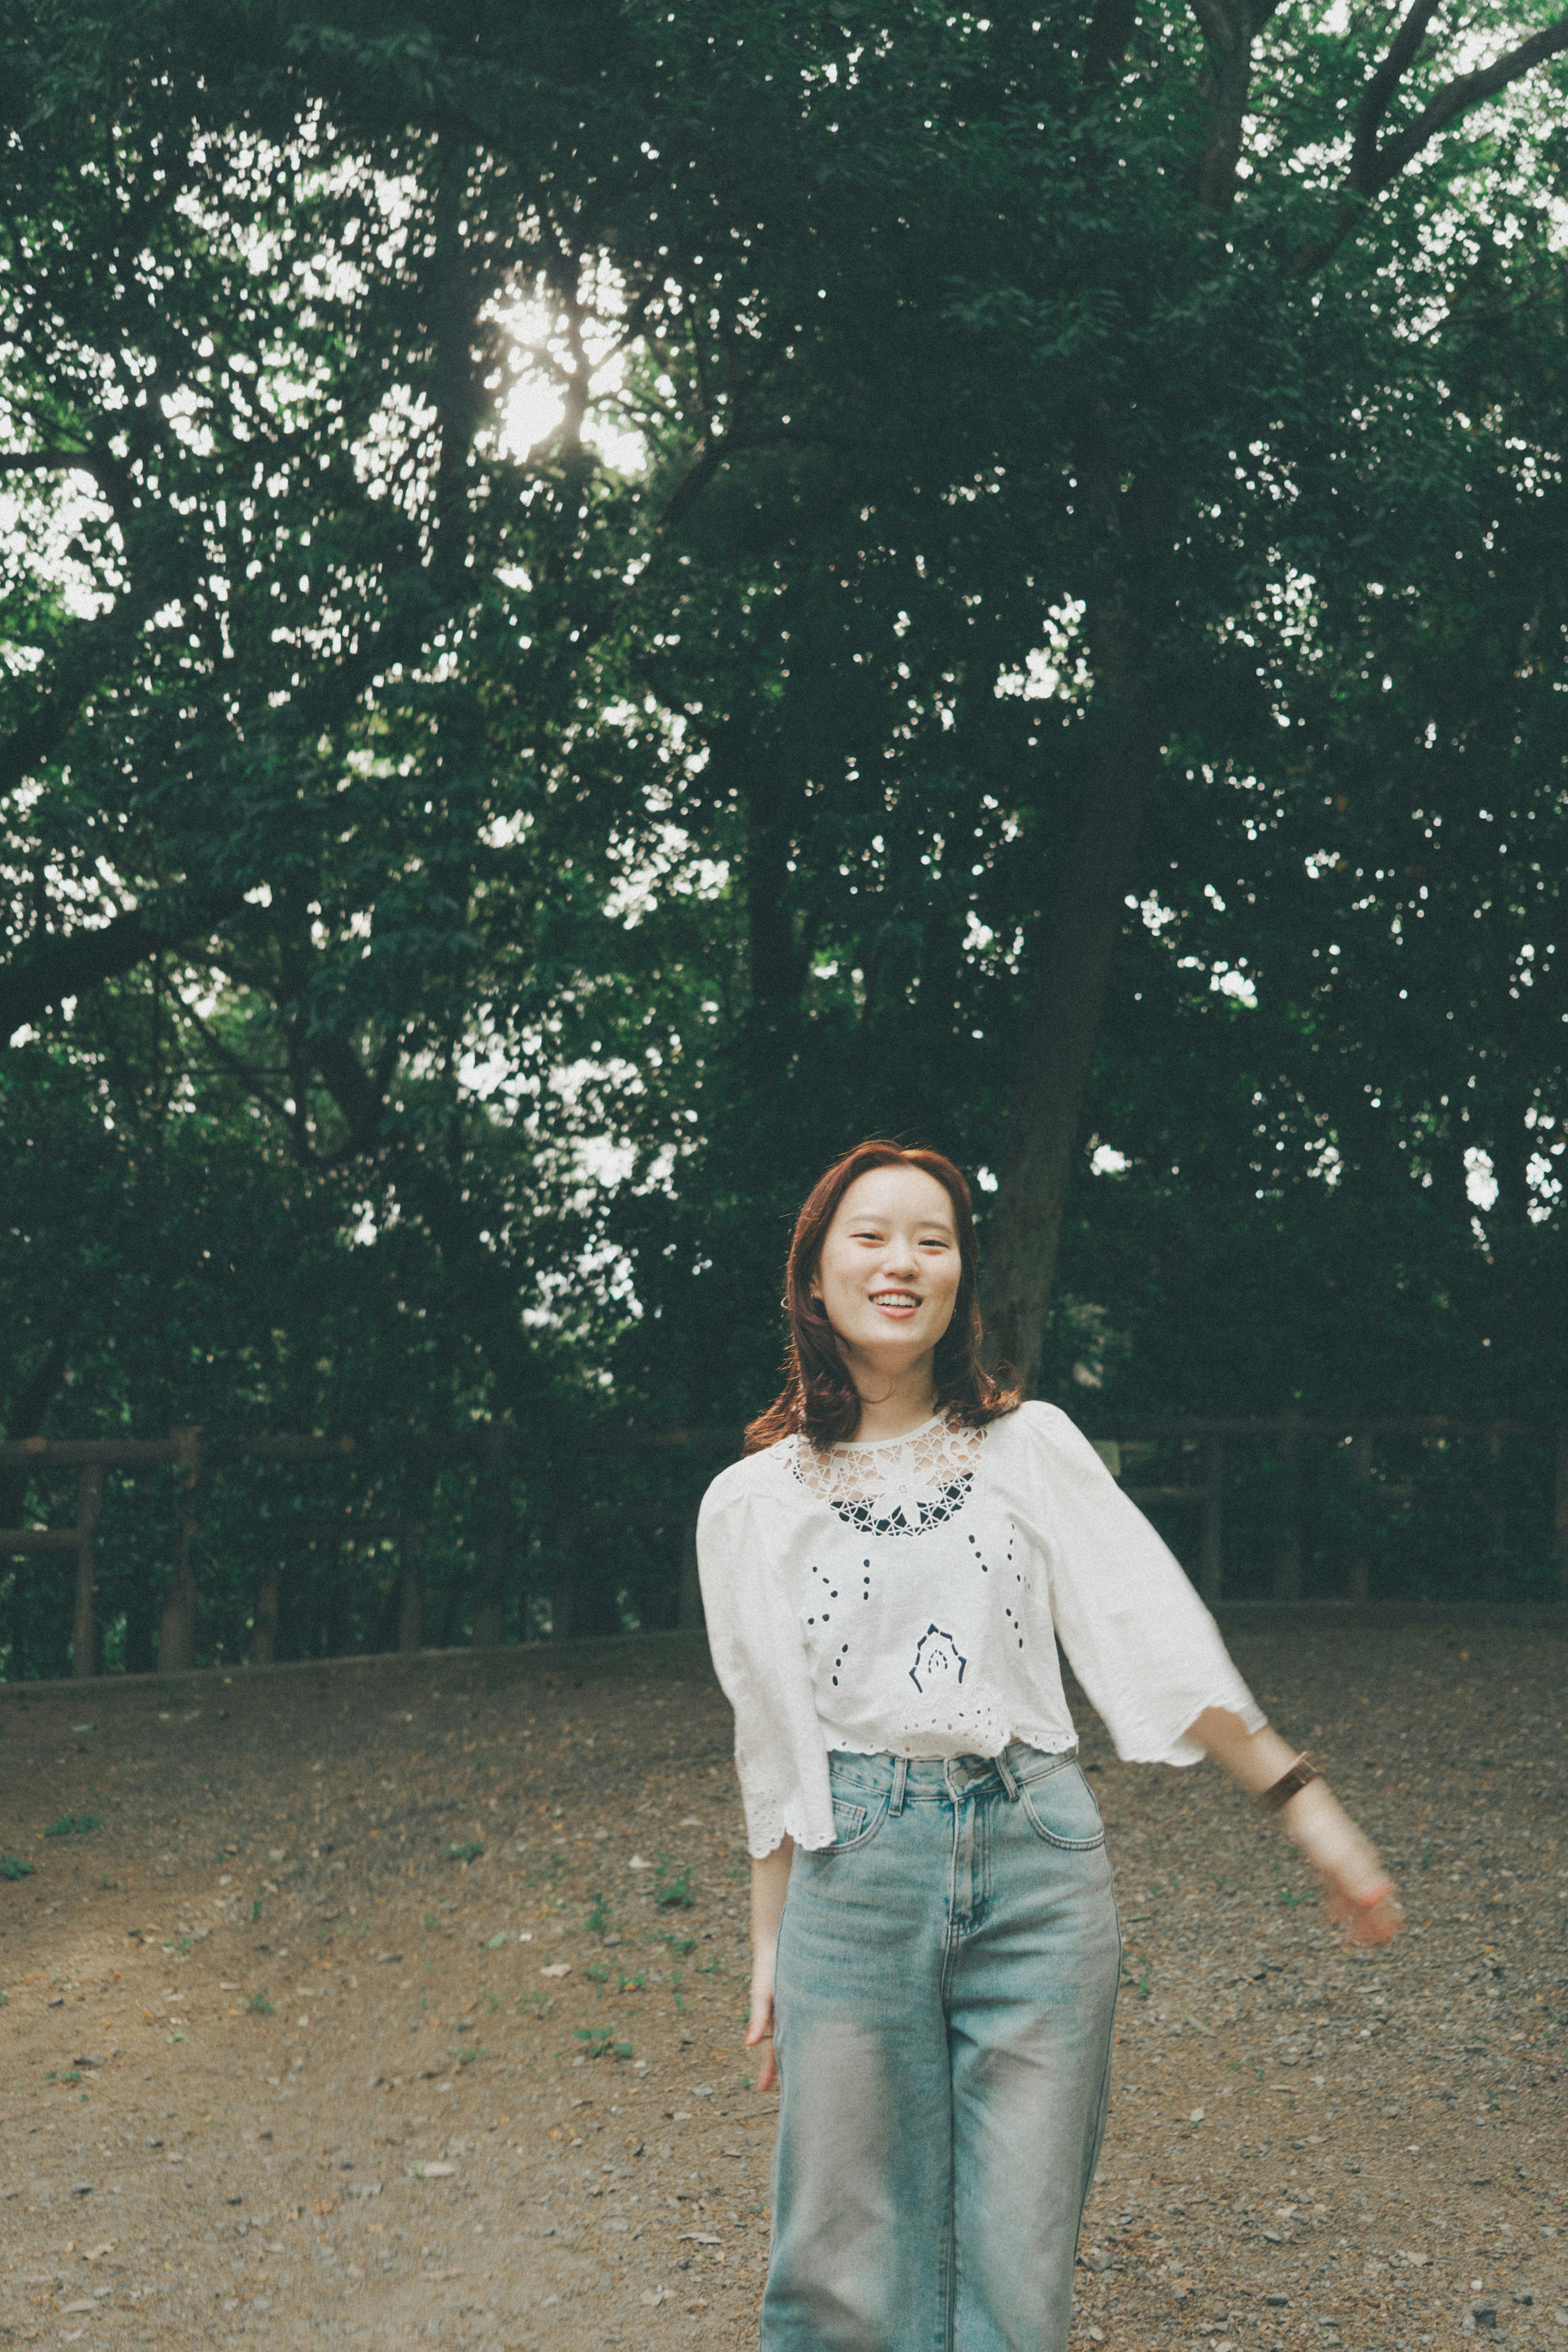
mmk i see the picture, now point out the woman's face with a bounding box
[811,1166,962,1367]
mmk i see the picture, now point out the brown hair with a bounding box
[743,1140,1021,1454]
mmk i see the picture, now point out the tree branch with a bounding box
[1187,0,1261,212]
[1358,14,1568,199]
[312,1029,390,1156]
[1350,0,1444,190]
[0,889,243,1041]
[1294,10,1568,271]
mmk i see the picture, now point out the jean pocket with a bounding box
[1018,1764,1107,1850]
[820,1792,889,1855]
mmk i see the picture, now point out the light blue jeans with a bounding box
[764,1743,1120,2352]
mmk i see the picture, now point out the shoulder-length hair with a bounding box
[743,1139,1020,1455]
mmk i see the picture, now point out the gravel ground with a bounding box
[0,1617,1563,2352]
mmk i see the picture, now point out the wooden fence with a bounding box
[1087,1413,1568,1610]
[2,1412,1565,1680]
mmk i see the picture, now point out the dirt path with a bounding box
[0,1620,1564,2352]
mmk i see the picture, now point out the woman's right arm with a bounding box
[745,1839,794,2093]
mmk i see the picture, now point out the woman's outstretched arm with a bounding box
[745,1839,795,2092]
[1188,1707,1403,1945]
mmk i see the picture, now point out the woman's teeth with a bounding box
[870,1292,918,1309]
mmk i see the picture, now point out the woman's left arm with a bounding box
[1188,1707,1403,1945]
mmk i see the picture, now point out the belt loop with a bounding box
[890,1755,908,1815]
[995,1749,1021,1803]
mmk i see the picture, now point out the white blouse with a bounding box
[697,1400,1265,1858]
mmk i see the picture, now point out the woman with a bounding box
[697,1140,1401,2352]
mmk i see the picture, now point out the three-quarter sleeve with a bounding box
[1019,1404,1266,1766]
[697,1468,836,1857]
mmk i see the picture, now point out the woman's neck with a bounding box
[842,1349,938,1444]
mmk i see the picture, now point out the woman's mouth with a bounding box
[868,1291,920,1318]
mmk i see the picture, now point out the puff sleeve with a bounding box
[696,1467,837,1858]
[1015,1403,1267,1765]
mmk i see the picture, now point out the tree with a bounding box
[3,0,1565,1458]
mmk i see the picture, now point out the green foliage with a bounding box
[45,1813,98,1837]
[0,1853,33,1881]
[0,0,1564,1668]
[654,1868,693,1911]
[444,1842,484,1864]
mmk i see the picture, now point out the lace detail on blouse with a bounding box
[790,1418,984,1540]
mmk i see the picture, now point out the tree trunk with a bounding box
[251,1557,281,1666]
[158,1426,203,1673]
[470,1427,512,1647]
[396,1549,424,1653]
[71,1463,101,1680]
[981,711,1163,1393]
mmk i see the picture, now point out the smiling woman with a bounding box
[742,1141,1017,1454]
[696,1139,1402,2352]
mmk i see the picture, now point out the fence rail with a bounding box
[2,1411,1564,1680]
[1089,1413,1568,1611]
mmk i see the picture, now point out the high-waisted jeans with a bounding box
[763,1743,1120,2352]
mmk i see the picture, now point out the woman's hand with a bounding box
[1285,1784,1405,1945]
[746,1958,780,2093]
[1188,1708,1404,1948]
[747,1837,793,2094]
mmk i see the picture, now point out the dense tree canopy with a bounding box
[2,0,1565,1662]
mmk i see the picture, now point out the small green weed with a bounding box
[1,1854,34,1882]
[45,2069,82,2085]
[655,1868,693,1911]
[663,1933,695,1957]
[249,1993,274,2015]
[586,1962,611,1985]
[619,1971,648,1993]
[46,1814,99,1838]
[586,1893,611,1935]
[1276,1886,1319,1908]
[445,1842,485,1864]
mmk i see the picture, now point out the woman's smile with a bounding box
[868,1288,921,1318]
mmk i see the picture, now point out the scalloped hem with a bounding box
[824,1725,1080,1762]
[744,1809,836,1861]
